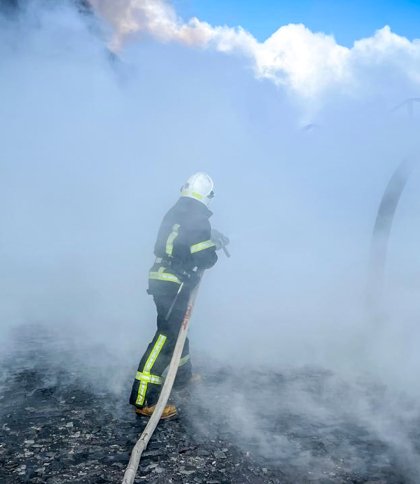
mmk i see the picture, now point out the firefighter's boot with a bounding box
[135,404,177,419]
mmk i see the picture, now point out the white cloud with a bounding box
[88,0,420,98]
[252,24,350,95]
[352,26,420,85]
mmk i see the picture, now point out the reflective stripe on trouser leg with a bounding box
[161,354,190,378]
[178,355,191,367]
[135,334,167,406]
[135,371,162,384]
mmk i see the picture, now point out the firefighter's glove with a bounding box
[211,229,230,251]
[185,270,201,288]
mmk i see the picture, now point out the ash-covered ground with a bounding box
[0,326,418,483]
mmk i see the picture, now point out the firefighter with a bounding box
[129,172,225,419]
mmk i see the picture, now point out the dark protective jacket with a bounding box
[148,197,218,294]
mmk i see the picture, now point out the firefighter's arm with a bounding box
[210,229,230,252]
[189,222,218,269]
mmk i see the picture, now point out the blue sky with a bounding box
[173,0,420,46]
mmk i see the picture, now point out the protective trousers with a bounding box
[129,288,192,408]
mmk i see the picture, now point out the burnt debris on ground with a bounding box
[0,326,416,483]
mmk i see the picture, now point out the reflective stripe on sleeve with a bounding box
[190,240,216,254]
[166,224,180,256]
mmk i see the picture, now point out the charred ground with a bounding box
[0,326,416,483]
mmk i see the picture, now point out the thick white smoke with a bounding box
[1,0,420,478]
[89,0,420,100]
[1,0,419,386]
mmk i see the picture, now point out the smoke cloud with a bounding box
[89,0,420,99]
[1,0,420,480]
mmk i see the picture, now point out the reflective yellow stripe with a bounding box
[162,354,190,377]
[181,190,205,201]
[166,224,180,256]
[136,371,162,384]
[145,334,167,372]
[149,270,181,284]
[179,355,190,367]
[135,334,167,406]
[137,382,148,406]
[190,239,216,254]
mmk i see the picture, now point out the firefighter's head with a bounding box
[181,172,215,206]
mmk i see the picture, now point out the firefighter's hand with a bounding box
[185,270,201,288]
[211,229,230,251]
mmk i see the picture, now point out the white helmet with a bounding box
[181,172,215,206]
